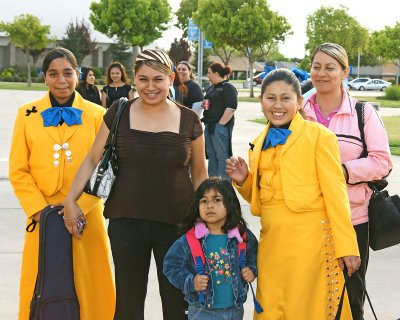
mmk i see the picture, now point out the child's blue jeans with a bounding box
[188,303,244,320]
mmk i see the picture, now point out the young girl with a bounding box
[163,177,258,320]
[226,69,361,320]
[102,61,135,109]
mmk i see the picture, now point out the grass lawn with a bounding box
[383,116,400,156]
[0,82,47,91]
[238,95,400,108]
[250,116,400,156]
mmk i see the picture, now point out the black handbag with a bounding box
[354,102,400,250]
[84,97,128,198]
[368,184,400,250]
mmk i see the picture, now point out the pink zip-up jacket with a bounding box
[302,92,393,225]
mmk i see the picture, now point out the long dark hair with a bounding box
[179,177,247,236]
[173,67,188,99]
[77,66,95,89]
[106,61,129,85]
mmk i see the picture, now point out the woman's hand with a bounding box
[32,210,42,223]
[32,202,63,223]
[241,267,255,283]
[194,274,209,292]
[338,255,361,276]
[226,156,249,186]
[63,198,85,240]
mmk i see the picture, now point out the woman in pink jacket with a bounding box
[302,42,393,320]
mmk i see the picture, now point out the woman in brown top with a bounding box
[64,49,208,320]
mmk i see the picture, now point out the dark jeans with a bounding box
[204,123,231,182]
[347,222,369,320]
[108,218,188,320]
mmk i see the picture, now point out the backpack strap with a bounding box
[238,232,247,269]
[186,227,206,304]
[186,227,206,266]
[355,101,368,158]
[236,231,263,314]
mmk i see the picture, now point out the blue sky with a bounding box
[0,0,398,58]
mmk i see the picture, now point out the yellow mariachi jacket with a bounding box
[9,91,105,218]
[236,112,359,258]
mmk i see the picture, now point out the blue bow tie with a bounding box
[262,127,292,150]
[41,107,83,127]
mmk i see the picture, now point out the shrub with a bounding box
[92,66,102,79]
[384,85,400,101]
[1,67,15,78]
[1,75,14,82]
[30,69,39,77]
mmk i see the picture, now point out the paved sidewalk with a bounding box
[1,90,399,319]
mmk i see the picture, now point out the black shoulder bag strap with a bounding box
[335,271,378,320]
[355,101,391,189]
[355,101,368,158]
[105,97,129,151]
[92,97,128,192]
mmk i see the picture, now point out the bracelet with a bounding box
[63,206,84,220]
[63,214,81,220]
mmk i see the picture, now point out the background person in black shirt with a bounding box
[176,61,204,116]
[203,62,238,181]
[102,61,135,109]
[76,66,101,105]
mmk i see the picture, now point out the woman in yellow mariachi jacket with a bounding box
[9,48,115,320]
[226,69,360,320]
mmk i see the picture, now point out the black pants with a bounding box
[347,222,369,320]
[108,218,188,320]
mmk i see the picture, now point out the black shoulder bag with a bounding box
[84,97,128,198]
[355,102,400,251]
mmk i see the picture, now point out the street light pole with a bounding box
[357,50,360,78]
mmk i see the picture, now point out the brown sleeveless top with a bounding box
[103,99,203,225]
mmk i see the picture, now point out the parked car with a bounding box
[252,72,267,85]
[362,79,391,91]
[347,78,370,90]
[351,79,391,91]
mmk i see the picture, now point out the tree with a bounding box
[61,19,96,65]
[168,38,192,66]
[298,57,311,72]
[370,22,400,67]
[175,0,199,37]
[305,6,369,59]
[195,0,291,97]
[108,42,134,78]
[90,0,171,52]
[0,14,52,86]
[29,48,47,68]
[212,45,237,67]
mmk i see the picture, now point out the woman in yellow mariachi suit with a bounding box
[9,48,115,320]
[226,69,360,320]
